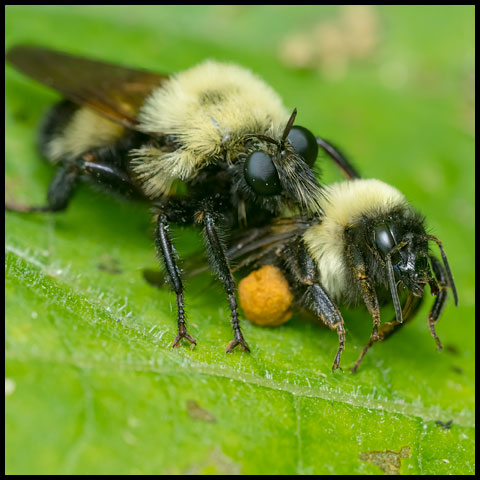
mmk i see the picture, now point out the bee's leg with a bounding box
[352,294,423,373]
[428,256,450,349]
[286,242,345,370]
[200,212,250,353]
[304,283,346,371]
[346,243,381,342]
[155,213,196,349]
[316,137,360,180]
[5,160,81,213]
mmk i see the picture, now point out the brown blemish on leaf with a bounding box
[444,343,460,356]
[187,400,217,423]
[359,446,411,475]
[435,419,453,430]
[97,254,123,274]
[451,365,464,375]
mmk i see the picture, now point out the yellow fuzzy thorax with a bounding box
[45,107,124,162]
[132,60,290,197]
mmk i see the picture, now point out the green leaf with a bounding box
[6,5,474,475]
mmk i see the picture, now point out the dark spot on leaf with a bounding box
[450,365,464,375]
[435,419,453,430]
[444,343,460,356]
[97,254,123,274]
[187,400,217,423]
[359,446,410,475]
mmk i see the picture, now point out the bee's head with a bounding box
[370,214,458,321]
[374,222,431,296]
[239,108,324,215]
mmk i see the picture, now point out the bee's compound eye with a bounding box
[374,224,395,257]
[287,126,318,168]
[244,151,281,195]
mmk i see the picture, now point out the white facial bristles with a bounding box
[132,60,289,197]
[303,179,409,299]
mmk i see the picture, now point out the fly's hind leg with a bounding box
[5,160,81,213]
[6,147,142,213]
[198,206,249,353]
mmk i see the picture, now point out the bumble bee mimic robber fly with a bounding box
[5,45,351,353]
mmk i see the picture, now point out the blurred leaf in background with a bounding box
[5,5,474,475]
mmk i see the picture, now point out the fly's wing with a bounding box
[226,217,311,272]
[186,217,311,279]
[6,45,168,130]
[147,217,309,289]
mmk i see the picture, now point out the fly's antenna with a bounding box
[281,108,297,147]
[243,108,297,149]
[243,134,279,145]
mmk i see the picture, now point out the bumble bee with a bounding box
[224,166,458,371]
[5,45,346,353]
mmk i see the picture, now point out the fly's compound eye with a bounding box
[244,151,281,195]
[287,126,318,168]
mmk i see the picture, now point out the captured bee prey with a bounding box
[5,45,348,353]
[226,168,458,371]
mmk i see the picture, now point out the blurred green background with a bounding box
[5,5,474,475]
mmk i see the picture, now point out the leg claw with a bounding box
[171,329,197,349]
[225,337,250,353]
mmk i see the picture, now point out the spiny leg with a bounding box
[155,214,196,348]
[316,137,360,180]
[305,283,346,371]
[428,256,450,350]
[346,242,381,342]
[284,241,345,370]
[352,294,423,373]
[201,212,249,353]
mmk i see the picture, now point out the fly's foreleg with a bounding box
[200,211,250,353]
[155,213,196,349]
